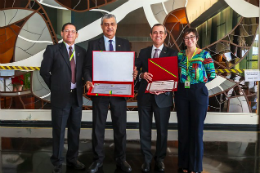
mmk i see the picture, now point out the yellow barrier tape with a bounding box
[0,66,40,71]
[0,66,246,74]
[215,69,244,73]
[149,60,177,78]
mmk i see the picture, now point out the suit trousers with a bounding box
[138,94,171,163]
[92,96,127,163]
[175,83,208,172]
[50,90,82,166]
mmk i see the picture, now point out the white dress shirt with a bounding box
[104,35,116,51]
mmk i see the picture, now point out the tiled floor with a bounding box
[0,127,259,173]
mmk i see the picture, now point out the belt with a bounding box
[70,88,76,93]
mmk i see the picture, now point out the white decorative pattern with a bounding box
[15,13,52,61]
[0,9,33,27]
[37,0,67,10]
[224,0,258,17]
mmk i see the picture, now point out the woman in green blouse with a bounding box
[175,28,216,173]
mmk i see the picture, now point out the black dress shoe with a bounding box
[67,160,85,170]
[141,162,151,172]
[87,161,103,173]
[52,165,62,173]
[116,160,132,172]
[155,161,165,172]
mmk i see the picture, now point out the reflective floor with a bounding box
[0,127,259,173]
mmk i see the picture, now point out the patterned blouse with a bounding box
[178,50,216,84]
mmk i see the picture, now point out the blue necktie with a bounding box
[109,40,114,51]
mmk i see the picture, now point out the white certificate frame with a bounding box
[93,51,135,82]
[88,51,135,97]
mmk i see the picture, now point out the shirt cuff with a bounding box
[139,73,142,82]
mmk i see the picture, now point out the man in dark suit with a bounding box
[135,24,178,172]
[40,23,86,173]
[84,14,132,173]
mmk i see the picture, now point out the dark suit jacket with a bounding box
[84,36,131,82]
[135,45,178,108]
[40,43,87,108]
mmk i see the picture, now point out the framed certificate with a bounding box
[146,80,178,92]
[87,51,135,97]
[145,56,178,93]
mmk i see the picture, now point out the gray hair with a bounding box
[150,23,167,34]
[101,14,117,25]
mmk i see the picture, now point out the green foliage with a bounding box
[23,72,31,90]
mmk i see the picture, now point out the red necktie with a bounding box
[69,46,76,84]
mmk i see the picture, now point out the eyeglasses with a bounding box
[63,30,77,34]
[184,35,196,41]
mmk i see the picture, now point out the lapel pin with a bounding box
[77,53,80,56]
[118,45,121,47]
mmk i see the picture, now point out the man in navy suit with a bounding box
[135,24,177,172]
[84,14,132,173]
[40,23,86,173]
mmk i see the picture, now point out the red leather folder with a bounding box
[145,56,178,93]
[87,51,135,97]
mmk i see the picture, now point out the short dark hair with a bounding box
[61,23,77,32]
[183,27,199,39]
[150,24,167,34]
